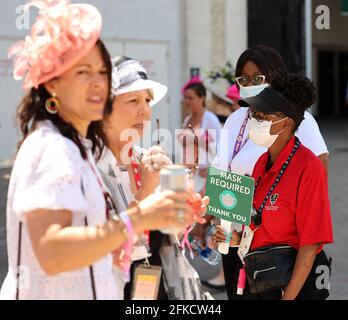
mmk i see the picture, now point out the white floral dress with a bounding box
[0,120,121,300]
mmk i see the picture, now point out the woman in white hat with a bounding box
[99,57,210,300]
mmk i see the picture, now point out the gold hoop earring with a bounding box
[45,93,60,115]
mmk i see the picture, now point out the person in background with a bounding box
[0,0,196,300]
[204,77,235,125]
[236,71,333,300]
[99,57,210,300]
[226,83,241,112]
[193,45,330,300]
[178,77,222,193]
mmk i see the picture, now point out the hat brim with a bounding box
[238,95,276,113]
[113,79,168,107]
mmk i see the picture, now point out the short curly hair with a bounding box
[269,70,317,130]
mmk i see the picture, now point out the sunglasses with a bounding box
[236,75,266,87]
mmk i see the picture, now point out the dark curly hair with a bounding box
[16,39,112,160]
[270,70,317,130]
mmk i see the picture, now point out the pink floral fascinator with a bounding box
[8,0,102,90]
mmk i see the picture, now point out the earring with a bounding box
[45,93,60,114]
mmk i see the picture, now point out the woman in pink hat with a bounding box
[0,0,197,300]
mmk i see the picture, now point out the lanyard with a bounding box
[86,157,117,220]
[128,148,142,190]
[252,137,301,226]
[128,148,150,247]
[229,112,249,170]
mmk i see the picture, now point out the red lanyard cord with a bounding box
[128,148,150,245]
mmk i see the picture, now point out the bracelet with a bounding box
[119,211,134,283]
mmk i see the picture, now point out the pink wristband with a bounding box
[180,225,194,259]
[119,211,134,283]
[237,267,246,295]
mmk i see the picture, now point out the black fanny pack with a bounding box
[244,244,296,295]
[244,245,332,299]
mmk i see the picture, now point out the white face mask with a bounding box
[240,83,269,98]
[247,117,288,148]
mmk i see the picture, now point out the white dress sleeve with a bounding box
[295,111,329,156]
[12,136,89,220]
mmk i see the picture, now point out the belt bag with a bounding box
[244,245,297,295]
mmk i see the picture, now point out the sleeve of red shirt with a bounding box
[296,160,334,248]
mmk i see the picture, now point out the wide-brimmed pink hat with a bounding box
[8,0,102,90]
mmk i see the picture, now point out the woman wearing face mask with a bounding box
[193,45,330,300]
[98,57,210,300]
[236,71,333,300]
[0,1,196,300]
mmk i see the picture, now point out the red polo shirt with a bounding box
[250,136,333,251]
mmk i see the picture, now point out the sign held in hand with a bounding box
[206,167,255,226]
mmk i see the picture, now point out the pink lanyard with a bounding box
[86,159,113,219]
[86,157,133,281]
[229,112,249,170]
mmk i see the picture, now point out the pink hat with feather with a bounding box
[8,0,102,90]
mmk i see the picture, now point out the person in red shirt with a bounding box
[237,71,334,300]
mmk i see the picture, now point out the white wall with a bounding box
[0,0,248,165]
[184,0,247,78]
[0,0,183,165]
[225,0,248,67]
[185,0,212,79]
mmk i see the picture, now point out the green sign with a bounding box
[205,167,255,225]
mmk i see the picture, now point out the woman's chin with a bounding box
[134,127,145,138]
[87,112,104,122]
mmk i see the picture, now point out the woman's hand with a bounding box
[135,146,172,199]
[210,225,241,247]
[187,193,209,224]
[134,190,196,233]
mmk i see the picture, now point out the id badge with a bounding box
[131,261,162,300]
[237,226,254,262]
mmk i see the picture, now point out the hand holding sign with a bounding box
[205,167,255,254]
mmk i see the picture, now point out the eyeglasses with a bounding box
[236,75,266,87]
[248,109,284,122]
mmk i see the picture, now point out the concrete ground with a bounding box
[0,118,347,299]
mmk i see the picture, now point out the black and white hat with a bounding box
[111,56,168,107]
